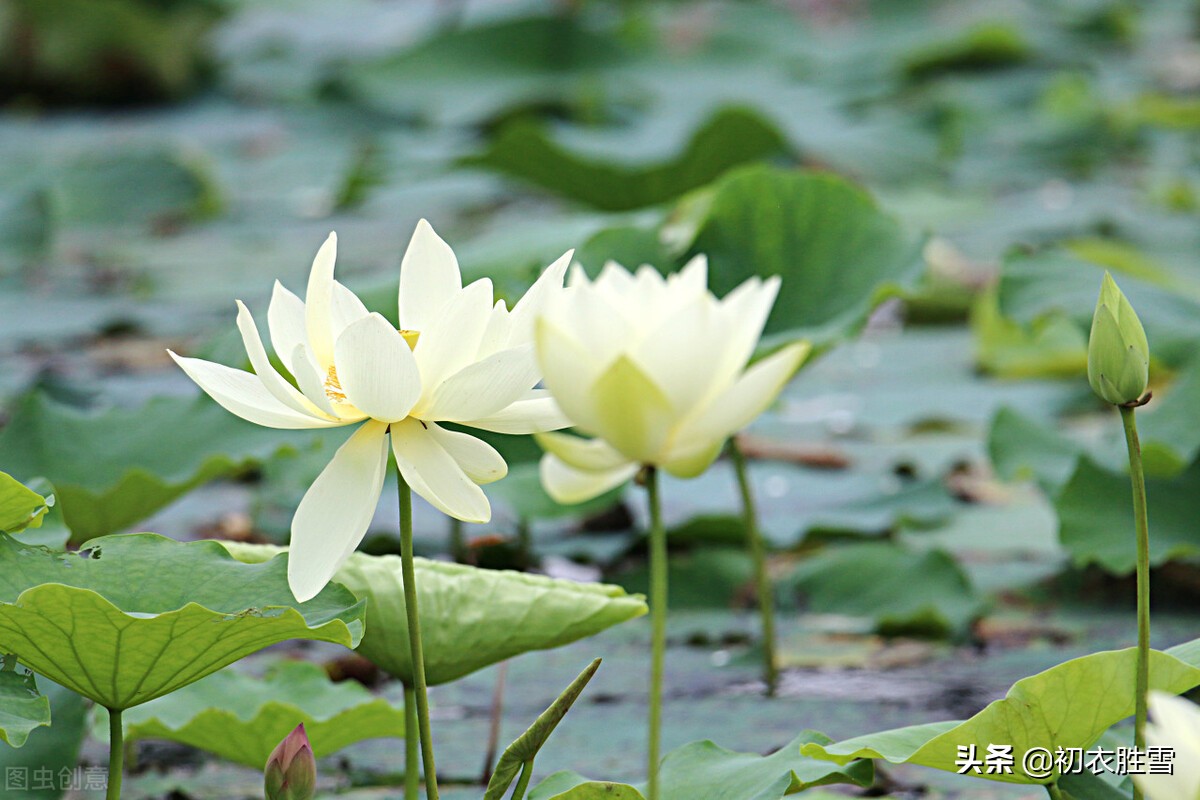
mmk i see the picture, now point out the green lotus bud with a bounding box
[264,724,316,800]
[1087,272,1149,406]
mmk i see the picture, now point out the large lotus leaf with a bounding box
[463,107,791,212]
[681,166,926,348]
[0,392,309,541]
[0,668,50,747]
[1057,456,1200,573]
[801,640,1200,785]
[529,731,873,800]
[0,678,87,800]
[0,471,51,534]
[221,543,646,686]
[50,148,221,224]
[114,660,403,768]
[0,534,364,710]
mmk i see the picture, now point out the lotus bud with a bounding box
[1087,272,1149,406]
[264,724,316,800]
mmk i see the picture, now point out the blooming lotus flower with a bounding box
[170,221,570,600]
[1133,691,1200,800]
[1088,271,1149,406]
[264,724,316,800]
[534,257,809,503]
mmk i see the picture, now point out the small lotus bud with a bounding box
[264,724,316,800]
[1087,272,1149,406]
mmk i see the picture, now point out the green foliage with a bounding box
[0,470,50,534]
[113,660,403,768]
[50,148,221,224]
[0,534,364,710]
[530,731,874,800]
[465,107,791,212]
[0,0,226,105]
[789,542,983,638]
[221,543,647,686]
[0,392,307,541]
[0,667,50,747]
[485,658,601,800]
[802,639,1200,784]
[682,167,926,348]
[902,23,1031,81]
[0,679,87,799]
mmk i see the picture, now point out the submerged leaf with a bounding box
[115,660,403,768]
[0,534,364,710]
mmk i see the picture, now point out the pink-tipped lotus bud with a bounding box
[264,724,316,800]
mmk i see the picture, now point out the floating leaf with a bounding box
[789,542,983,638]
[1056,456,1200,573]
[464,107,791,212]
[530,731,873,800]
[0,471,51,534]
[114,660,403,768]
[801,640,1200,784]
[987,406,1084,492]
[902,22,1030,81]
[485,658,601,800]
[50,148,221,224]
[0,534,364,710]
[0,667,50,747]
[0,392,309,541]
[681,166,926,348]
[221,544,646,686]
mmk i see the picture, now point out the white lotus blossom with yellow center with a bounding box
[1134,692,1200,800]
[170,220,570,600]
[534,257,809,503]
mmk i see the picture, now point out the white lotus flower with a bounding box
[534,257,809,503]
[1134,691,1200,800]
[170,221,570,600]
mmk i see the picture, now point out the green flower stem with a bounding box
[107,708,123,800]
[511,759,535,800]
[398,475,439,800]
[1045,782,1064,800]
[730,439,778,696]
[645,466,666,800]
[1120,405,1151,792]
[405,684,419,800]
[448,517,465,563]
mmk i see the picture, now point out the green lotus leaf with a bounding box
[529,731,874,800]
[113,660,402,768]
[0,471,51,534]
[0,667,50,747]
[801,639,1200,784]
[0,534,365,710]
[221,543,647,686]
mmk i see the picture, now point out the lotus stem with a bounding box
[405,684,419,800]
[107,708,123,800]
[1120,405,1150,800]
[1045,782,1065,800]
[730,439,778,696]
[645,466,666,800]
[480,660,509,784]
[448,517,465,563]
[398,475,439,800]
[511,759,535,800]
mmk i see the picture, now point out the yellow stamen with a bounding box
[324,366,347,404]
[399,329,420,349]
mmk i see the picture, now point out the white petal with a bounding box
[267,281,310,377]
[288,420,389,601]
[460,390,570,434]
[630,292,723,415]
[506,250,571,347]
[668,254,708,297]
[412,277,494,392]
[169,351,342,430]
[399,219,462,333]
[416,344,539,422]
[674,342,809,451]
[536,432,628,471]
[534,318,603,435]
[426,423,507,484]
[304,233,339,370]
[588,353,675,464]
[477,300,512,361]
[539,453,638,505]
[334,313,422,423]
[236,300,332,419]
[391,418,491,523]
[714,276,780,389]
[291,344,338,417]
[330,280,371,340]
